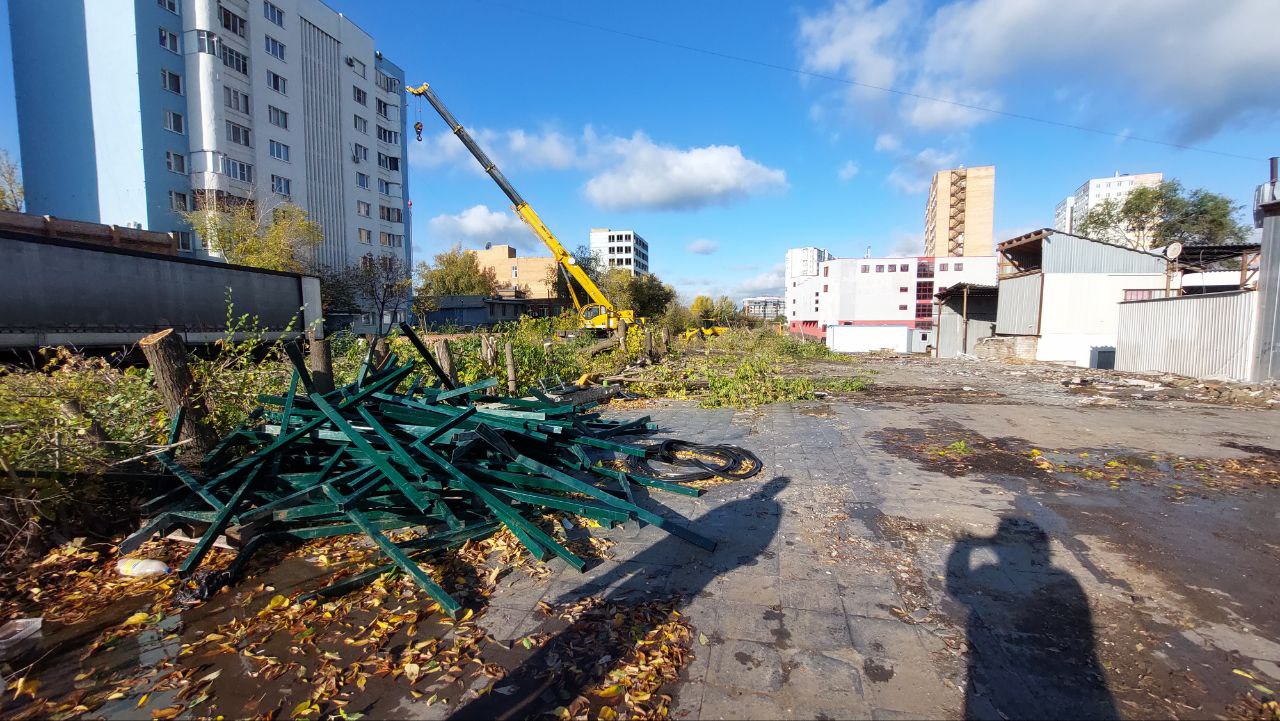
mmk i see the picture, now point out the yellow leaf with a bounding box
[403,663,421,683]
[459,608,475,623]
[291,700,315,718]
[594,684,625,698]
[152,706,184,720]
[137,693,150,708]
[123,612,151,626]
[597,707,618,721]
[267,595,290,611]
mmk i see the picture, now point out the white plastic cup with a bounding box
[116,558,170,577]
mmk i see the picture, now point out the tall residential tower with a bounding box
[924,165,994,257]
[9,0,410,270]
[588,228,649,275]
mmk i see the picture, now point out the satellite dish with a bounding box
[1164,242,1183,260]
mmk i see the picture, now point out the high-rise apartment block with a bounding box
[588,228,649,275]
[1054,172,1163,244]
[9,0,410,270]
[924,165,995,257]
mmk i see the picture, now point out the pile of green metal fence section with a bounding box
[123,324,745,618]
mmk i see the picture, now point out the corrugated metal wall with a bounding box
[1257,201,1280,381]
[996,273,1042,335]
[1043,232,1168,274]
[1115,290,1257,381]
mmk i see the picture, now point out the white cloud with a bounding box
[873,133,901,152]
[732,264,786,298]
[885,147,957,194]
[583,132,787,211]
[427,204,531,249]
[686,238,720,255]
[504,128,581,169]
[798,0,1280,140]
[410,127,584,172]
[886,230,923,257]
[837,160,860,181]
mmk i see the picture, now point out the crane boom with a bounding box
[406,83,614,314]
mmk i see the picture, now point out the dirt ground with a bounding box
[4,354,1280,720]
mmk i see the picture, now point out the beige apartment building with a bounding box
[924,165,995,257]
[471,244,558,299]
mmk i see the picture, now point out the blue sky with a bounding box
[0,0,1275,300]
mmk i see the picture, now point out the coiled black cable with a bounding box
[624,439,763,483]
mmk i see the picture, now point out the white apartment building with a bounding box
[589,228,649,274]
[1054,172,1163,241]
[742,296,784,320]
[10,0,411,274]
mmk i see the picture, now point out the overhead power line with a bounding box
[480,1,1261,163]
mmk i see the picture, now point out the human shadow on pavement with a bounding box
[448,476,789,720]
[946,517,1117,720]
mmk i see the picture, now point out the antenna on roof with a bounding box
[864,246,871,258]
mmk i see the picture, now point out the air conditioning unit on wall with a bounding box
[345,56,355,67]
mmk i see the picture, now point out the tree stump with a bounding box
[505,341,518,395]
[139,329,218,455]
[308,331,335,394]
[371,336,390,368]
[644,328,654,361]
[435,339,457,385]
[617,319,628,352]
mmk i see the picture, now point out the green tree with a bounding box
[546,244,603,306]
[414,244,499,314]
[690,295,715,321]
[713,295,740,325]
[1075,180,1249,249]
[596,269,677,319]
[182,198,322,272]
[0,149,23,212]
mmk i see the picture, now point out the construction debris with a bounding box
[123,323,761,618]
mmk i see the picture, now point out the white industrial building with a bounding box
[589,228,649,274]
[985,229,1173,368]
[1053,171,1163,243]
[818,256,998,353]
[783,246,832,336]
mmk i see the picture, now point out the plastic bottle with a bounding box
[116,558,170,577]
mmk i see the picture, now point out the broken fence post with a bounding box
[435,339,457,386]
[139,329,219,455]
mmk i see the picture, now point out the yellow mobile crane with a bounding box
[406,82,637,333]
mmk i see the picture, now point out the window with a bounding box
[169,190,189,211]
[357,228,372,244]
[900,264,908,272]
[159,27,179,53]
[158,0,178,13]
[221,156,253,182]
[377,152,400,171]
[161,69,182,94]
[356,172,370,189]
[351,58,366,77]
[915,305,932,319]
[163,109,184,134]
[1124,289,1155,301]
[176,231,193,251]
[219,5,247,37]
[271,174,291,196]
[354,115,368,134]
[221,45,248,74]
[899,305,908,311]
[823,266,829,277]
[196,30,219,55]
[223,86,250,114]
[268,105,288,128]
[861,265,869,273]
[269,139,290,161]
[226,120,251,146]
[267,70,287,95]
[917,263,934,278]
[875,264,884,272]
[376,125,399,144]
[353,143,369,161]
[378,179,401,196]
[379,231,403,247]
[265,35,285,61]
[939,263,949,272]
[379,205,402,222]
[165,151,186,174]
[263,1,284,26]
[356,200,371,217]
[954,263,964,271]
[353,86,367,106]
[888,265,896,272]
[823,285,828,292]
[376,98,390,119]
[899,286,908,292]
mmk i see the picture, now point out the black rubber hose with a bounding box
[624,440,763,483]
